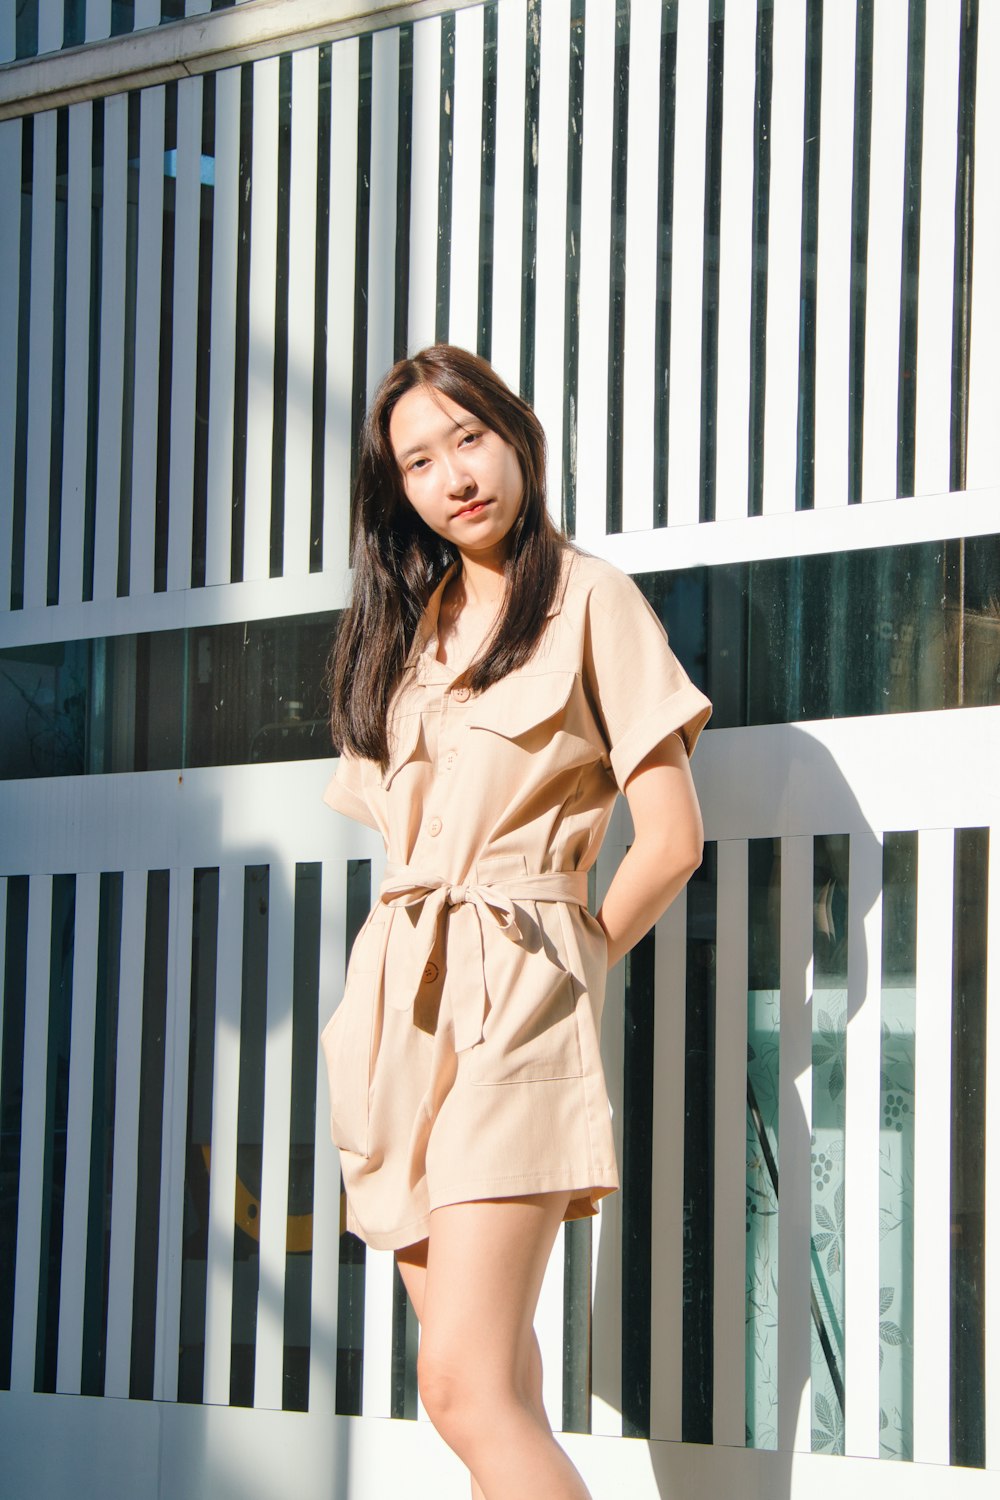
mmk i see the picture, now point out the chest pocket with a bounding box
[382,710,425,790]
[465,670,597,770]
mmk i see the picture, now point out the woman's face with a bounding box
[388,385,524,565]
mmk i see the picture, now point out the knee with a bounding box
[417,1344,477,1443]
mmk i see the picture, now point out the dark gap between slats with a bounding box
[605,1,630,537]
[700,6,725,525]
[10,119,34,612]
[435,13,457,345]
[229,864,270,1408]
[177,867,220,1405]
[390,1259,419,1419]
[561,0,586,536]
[350,37,373,502]
[847,0,874,504]
[897,0,926,500]
[270,54,293,581]
[477,2,499,361]
[794,0,822,513]
[230,64,254,584]
[47,109,70,606]
[682,841,716,1443]
[34,874,76,1392]
[82,98,105,603]
[336,858,372,1415]
[191,75,216,590]
[950,825,988,1467]
[154,83,179,596]
[0,878,30,1388]
[80,871,123,1397]
[116,93,140,597]
[621,919,654,1438]
[130,868,171,1399]
[519,0,542,403]
[653,0,678,529]
[747,0,774,519]
[562,1215,592,1433]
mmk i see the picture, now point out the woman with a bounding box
[323,345,710,1499]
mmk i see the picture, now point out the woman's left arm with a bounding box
[595,733,704,970]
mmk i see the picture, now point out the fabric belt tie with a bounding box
[378,862,589,1053]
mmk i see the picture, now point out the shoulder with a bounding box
[559,548,656,624]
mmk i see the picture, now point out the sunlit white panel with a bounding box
[85,0,111,45]
[761,0,806,517]
[323,39,359,590]
[103,868,147,1397]
[914,0,961,498]
[361,1247,395,1418]
[366,29,398,400]
[448,3,486,353]
[204,67,242,588]
[713,840,748,1445]
[153,867,192,1404]
[843,831,883,1457]
[537,1219,565,1429]
[813,1,856,510]
[0,121,22,607]
[242,57,280,584]
[23,111,57,612]
[777,834,813,1452]
[135,0,158,27]
[202,863,244,1405]
[666,0,709,527]
[284,47,320,576]
[253,862,294,1410]
[531,0,569,520]
[965,2,1000,493]
[912,826,954,1465]
[129,87,166,598]
[714,0,756,523]
[489,0,527,394]
[408,17,442,354]
[985,827,999,1469]
[37,0,62,55]
[0,5,13,62]
[56,871,100,1394]
[620,0,660,534]
[57,103,93,606]
[166,76,203,594]
[861,0,908,503]
[574,0,615,545]
[92,93,127,603]
[648,890,686,1441]
[9,877,53,1390]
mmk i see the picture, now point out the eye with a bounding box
[459,430,481,447]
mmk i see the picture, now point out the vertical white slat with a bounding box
[861,0,908,504]
[536,1219,565,1428]
[135,0,159,28]
[966,2,1000,493]
[760,0,806,517]
[590,803,627,1437]
[166,75,202,594]
[620,0,661,535]
[913,0,962,498]
[283,46,319,575]
[204,66,241,589]
[777,834,813,1453]
[843,831,884,1458]
[366,29,399,400]
[102,869,147,1398]
[202,862,244,1405]
[9,877,53,1391]
[186,0,212,16]
[985,826,999,1469]
[0,3,12,63]
[713,839,748,1446]
[530,0,569,519]
[489,0,527,393]
[0,119,21,607]
[574,0,615,546]
[448,3,486,352]
[253,862,295,1410]
[37,0,63,55]
[85,0,111,45]
[648,890,687,1441]
[129,85,166,597]
[714,0,756,524]
[812,0,857,511]
[322,39,359,590]
[92,92,127,604]
[57,102,93,606]
[23,110,57,612]
[308,857,346,1414]
[408,17,441,354]
[665,0,709,528]
[56,871,101,1394]
[361,1248,396,1418]
[153,867,192,1404]
[912,825,954,1466]
[242,56,280,584]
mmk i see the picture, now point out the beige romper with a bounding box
[321,549,712,1250]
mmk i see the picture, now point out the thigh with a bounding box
[395,1236,429,1321]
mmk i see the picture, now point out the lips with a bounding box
[454,500,490,518]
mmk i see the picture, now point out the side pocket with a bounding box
[320,911,387,1158]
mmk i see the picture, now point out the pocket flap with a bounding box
[466,670,579,741]
[382,710,424,788]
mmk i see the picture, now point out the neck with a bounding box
[454,547,509,610]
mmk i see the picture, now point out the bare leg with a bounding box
[396,1194,591,1500]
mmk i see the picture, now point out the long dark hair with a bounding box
[327,345,566,768]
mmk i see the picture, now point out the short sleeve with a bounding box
[323,750,379,830]
[583,565,712,790]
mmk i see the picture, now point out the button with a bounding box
[452,686,470,702]
[443,750,457,770]
[421,961,439,984]
[428,817,443,837]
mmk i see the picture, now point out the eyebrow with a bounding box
[395,417,471,464]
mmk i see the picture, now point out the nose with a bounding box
[442,452,474,496]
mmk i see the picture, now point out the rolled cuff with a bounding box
[323,770,378,829]
[608,684,713,790]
